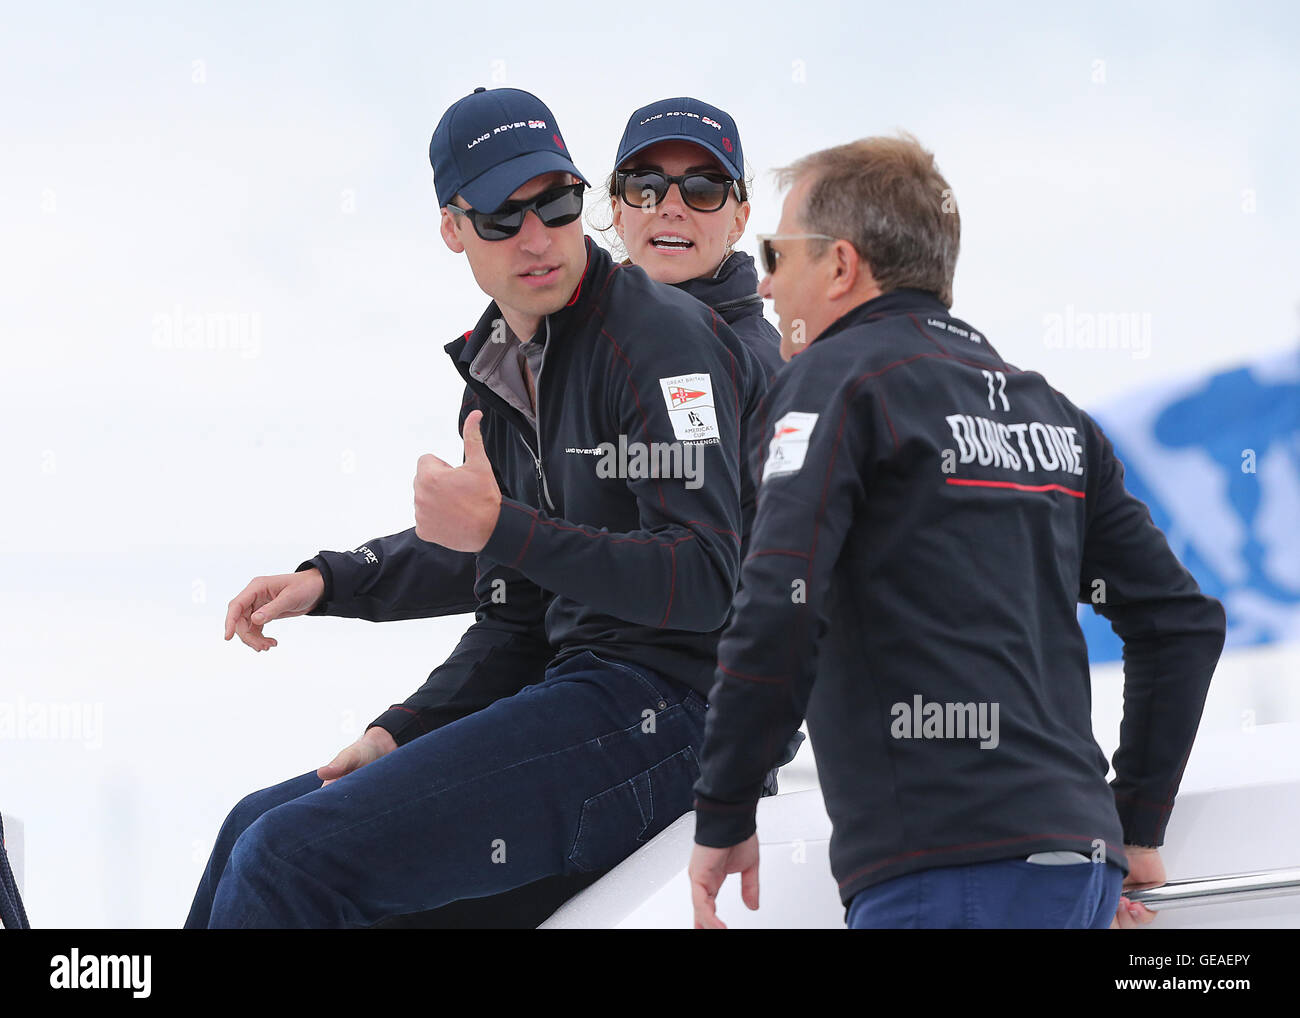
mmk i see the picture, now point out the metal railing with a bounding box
[1128,867,1300,910]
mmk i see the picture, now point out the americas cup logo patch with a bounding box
[659,372,719,442]
[763,411,820,480]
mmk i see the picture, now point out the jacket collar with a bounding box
[446,235,608,369]
[814,288,950,345]
[674,250,764,322]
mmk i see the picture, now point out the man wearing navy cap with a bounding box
[188,87,767,928]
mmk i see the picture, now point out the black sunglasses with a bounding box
[615,169,742,213]
[446,181,586,241]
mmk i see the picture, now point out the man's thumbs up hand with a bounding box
[414,410,501,552]
[461,407,491,468]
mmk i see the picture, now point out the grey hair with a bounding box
[773,133,960,307]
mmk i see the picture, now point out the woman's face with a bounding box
[612,139,750,284]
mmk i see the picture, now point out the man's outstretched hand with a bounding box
[224,568,326,651]
[414,409,501,552]
[689,834,761,929]
[318,726,398,787]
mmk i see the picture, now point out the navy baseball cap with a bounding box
[430,87,588,212]
[614,97,744,179]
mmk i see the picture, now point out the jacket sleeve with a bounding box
[294,534,478,623]
[693,365,874,847]
[479,312,748,633]
[366,554,554,746]
[1080,416,1226,847]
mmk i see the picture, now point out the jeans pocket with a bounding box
[583,650,675,707]
[566,746,700,874]
[683,690,709,717]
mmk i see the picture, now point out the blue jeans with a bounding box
[185,650,708,928]
[846,856,1125,929]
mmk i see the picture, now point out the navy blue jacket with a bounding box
[692,289,1226,906]
[298,250,780,623]
[313,239,765,744]
[677,250,782,377]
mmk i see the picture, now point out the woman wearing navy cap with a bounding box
[590,97,785,377]
[594,97,804,796]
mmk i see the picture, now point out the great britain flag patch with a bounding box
[658,372,719,443]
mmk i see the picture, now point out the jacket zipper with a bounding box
[456,319,557,514]
[516,430,555,512]
[529,317,556,511]
[711,293,763,318]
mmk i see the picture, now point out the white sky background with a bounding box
[1,1,1298,928]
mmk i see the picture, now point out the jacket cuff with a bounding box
[693,794,759,847]
[480,498,535,570]
[367,708,429,748]
[1112,792,1168,848]
[296,555,334,615]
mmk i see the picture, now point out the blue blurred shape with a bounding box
[1080,346,1300,662]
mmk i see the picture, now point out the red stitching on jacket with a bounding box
[906,313,951,355]
[879,395,899,452]
[858,352,935,380]
[905,314,1022,375]
[599,327,666,511]
[497,502,540,568]
[807,375,869,569]
[503,500,700,548]
[540,520,697,547]
[717,663,789,685]
[1113,790,1179,818]
[660,544,677,627]
[904,311,1013,374]
[684,519,740,541]
[747,348,1041,564]
[563,244,593,307]
[730,350,739,423]
[389,705,429,733]
[600,325,630,366]
[594,260,622,304]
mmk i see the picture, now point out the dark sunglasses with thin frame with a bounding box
[446,181,586,241]
[615,169,742,213]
